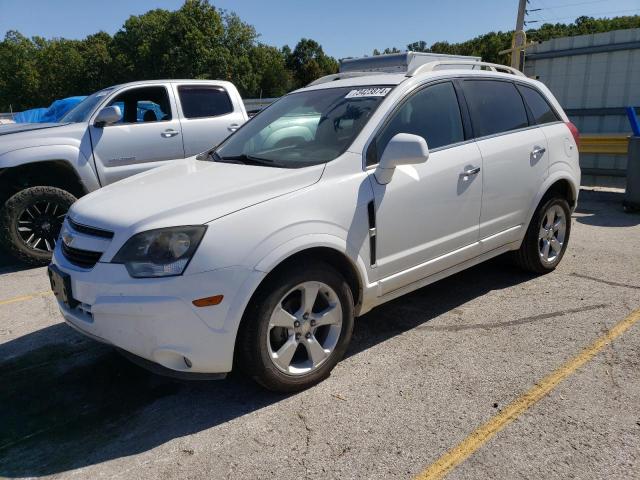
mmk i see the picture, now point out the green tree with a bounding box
[1,4,638,112]
[406,40,428,52]
[250,44,292,97]
[0,31,40,111]
[285,38,338,88]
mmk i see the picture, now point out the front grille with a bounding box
[68,218,114,239]
[62,242,103,269]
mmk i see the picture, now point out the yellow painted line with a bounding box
[579,134,628,155]
[415,307,640,480]
[0,290,52,306]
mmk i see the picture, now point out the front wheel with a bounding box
[514,196,572,273]
[236,262,354,392]
[0,186,76,265]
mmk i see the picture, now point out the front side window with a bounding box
[368,81,464,165]
[178,86,233,118]
[462,80,529,138]
[107,86,172,124]
[214,86,391,168]
[517,84,560,125]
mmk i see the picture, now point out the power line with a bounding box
[532,0,609,10]
[527,7,640,23]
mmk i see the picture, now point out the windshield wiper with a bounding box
[214,154,282,167]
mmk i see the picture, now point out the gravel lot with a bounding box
[1,188,639,480]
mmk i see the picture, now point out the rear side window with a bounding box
[369,81,464,165]
[178,86,233,119]
[462,80,529,138]
[517,84,560,125]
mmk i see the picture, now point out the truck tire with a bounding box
[0,186,76,266]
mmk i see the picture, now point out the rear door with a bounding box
[516,83,572,176]
[89,85,185,185]
[461,79,548,252]
[174,83,246,156]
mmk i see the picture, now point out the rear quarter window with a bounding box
[462,80,529,138]
[178,86,234,119]
[517,84,560,125]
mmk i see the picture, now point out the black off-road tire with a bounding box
[236,261,354,393]
[514,196,572,274]
[0,186,76,266]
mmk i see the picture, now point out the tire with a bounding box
[0,186,76,266]
[236,261,354,393]
[514,196,572,274]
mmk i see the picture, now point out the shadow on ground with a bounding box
[574,189,640,227]
[0,250,34,275]
[0,259,536,478]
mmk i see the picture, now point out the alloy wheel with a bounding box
[538,204,566,265]
[267,281,343,375]
[16,201,67,253]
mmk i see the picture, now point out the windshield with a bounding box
[215,86,392,168]
[60,88,114,123]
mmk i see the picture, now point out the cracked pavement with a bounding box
[1,188,639,479]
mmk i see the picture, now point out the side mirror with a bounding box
[94,105,122,127]
[374,133,429,184]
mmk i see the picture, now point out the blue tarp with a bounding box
[14,96,86,123]
[14,96,168,124]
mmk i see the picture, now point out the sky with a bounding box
[1,0,639,59]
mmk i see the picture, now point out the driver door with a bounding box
[89,85,185,185]
[367,81,483,295]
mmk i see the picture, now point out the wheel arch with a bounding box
[0,159,89,205]
[255,243,364,311]
[519,174,578,247]
[543,177,577,209]
[230,244,365,371]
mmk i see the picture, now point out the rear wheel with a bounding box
[0,186,76,265]
[514,196,571,273]
[237,262,354,392]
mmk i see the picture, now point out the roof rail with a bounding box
[307,71,386,87]
[407,60,525,77]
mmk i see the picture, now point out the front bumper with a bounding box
[51,247,265,374]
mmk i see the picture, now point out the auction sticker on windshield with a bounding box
[345,87,392,98]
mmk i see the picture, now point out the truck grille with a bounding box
[61,243,103,269]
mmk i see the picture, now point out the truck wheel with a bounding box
[236,261,354,392]
[513,196,571,274]
[0,186,76,266]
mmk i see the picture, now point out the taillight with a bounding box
[565,121,580,148]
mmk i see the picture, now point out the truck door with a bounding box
[89,85,185,185]
[173,83,247,156]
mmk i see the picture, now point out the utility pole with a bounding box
[511,0,528,69]
[515,0,527,32]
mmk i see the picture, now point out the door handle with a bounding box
[161,129,180,138]
[531,146,546,159]
[228,124,240,132]
[462,166,481,176]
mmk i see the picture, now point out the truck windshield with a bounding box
[215,86,392,168]
[61,88,114,123]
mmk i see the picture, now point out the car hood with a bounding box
[0,122,71,136]
[0,122,86,157]
[70,158,325,233]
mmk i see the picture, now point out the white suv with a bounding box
[49,61,580,392]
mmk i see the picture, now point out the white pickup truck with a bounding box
[0,79,248,264]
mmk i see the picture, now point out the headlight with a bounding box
[112,226,206,278]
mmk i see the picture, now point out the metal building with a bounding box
[524,28,640,187]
